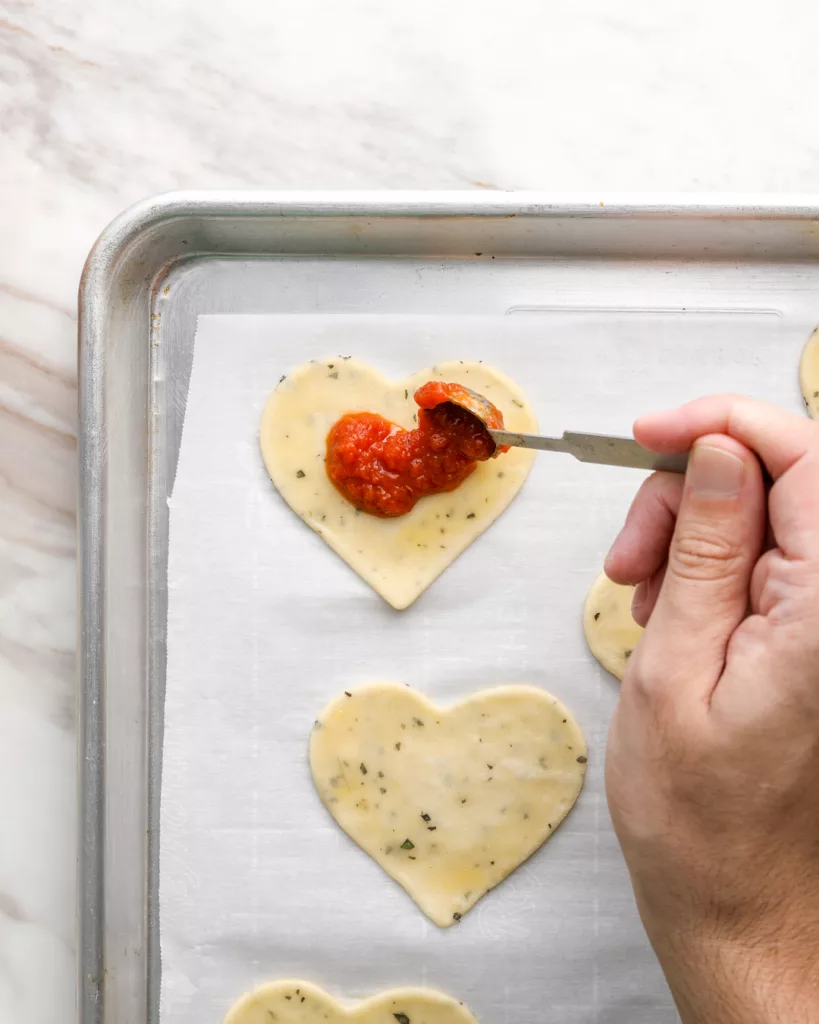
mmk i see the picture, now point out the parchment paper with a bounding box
[161,312,803,1024]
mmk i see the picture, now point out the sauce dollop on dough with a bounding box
[326,381,506,517]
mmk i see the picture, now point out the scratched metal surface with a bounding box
[78,192,819,1024]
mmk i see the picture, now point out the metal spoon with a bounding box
[440,386,688,474]
[489,428,688,474]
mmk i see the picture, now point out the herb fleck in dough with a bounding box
[259,359,537,610]
[309,683,587,928]
[223,980,480,1024]
[800,326,819,419]
[583,571,644,681]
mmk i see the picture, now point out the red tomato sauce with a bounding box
[325,381,506,517]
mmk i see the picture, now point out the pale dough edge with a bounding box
[310,682,587,760]
[224,979,479,1023]
[800,327,819,420]
[582,571,644,682]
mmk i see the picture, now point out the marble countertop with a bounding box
[2,0,819,1019]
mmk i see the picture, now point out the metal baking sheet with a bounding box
[78,192,819,1024]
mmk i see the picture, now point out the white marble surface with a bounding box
[2,0,819,1020]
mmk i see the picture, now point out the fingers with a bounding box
[634,394,817,480]
[638,435,767,697]
[605,473,684,585]
[767,450,819,559]
[635,394,819,559]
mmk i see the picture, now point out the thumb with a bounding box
[640,434,766,694]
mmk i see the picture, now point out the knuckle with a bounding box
[671,523,745,581]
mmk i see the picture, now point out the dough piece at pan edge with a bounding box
[224,979,480,1024]
[583,571,644,681]
[309,683,587,928]
[800,326,819,419]
[259,358,537,610]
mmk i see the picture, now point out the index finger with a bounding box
[634,394,818,481]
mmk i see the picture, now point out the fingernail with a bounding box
[688,443,745,498]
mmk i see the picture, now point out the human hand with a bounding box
[604,395,819,1024]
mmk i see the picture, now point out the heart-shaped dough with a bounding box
[310,684,587,927]
[801,326,819,419]
[224,980,479,1024]
[583,571,643,681]
[260,359,537,609]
